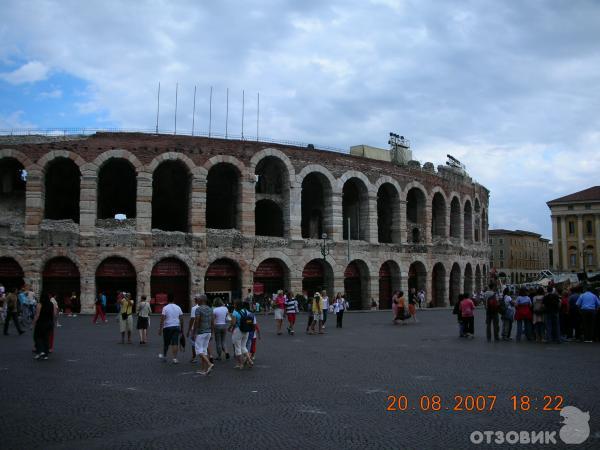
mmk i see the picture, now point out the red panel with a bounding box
[152,258,188,277]
[253,282,265,295]
[0,258,24,278]
[206,260,238,278]
[96,257,136,278]
[344,262,360,279]
[302,260,324,278]
[43,258,80,278]
[255,259,284,278]
[379,262,392,278]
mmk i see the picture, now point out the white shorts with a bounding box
[313,312,323,321]
[232,328,249,356]
[194,333,211,355]
[274,308,284,320]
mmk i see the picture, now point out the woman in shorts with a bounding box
[136,295,151,344]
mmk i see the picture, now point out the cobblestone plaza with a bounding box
[1,310,598,449]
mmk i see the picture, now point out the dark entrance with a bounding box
[96,257,137,313]
[44,158,80,223]
[151,258,190,312]
[344,261,363,310]
[253,259,286,305]
[379,263,392,309]
[0,257,24,292]
[204,259,241,304]
[42,257,81,312]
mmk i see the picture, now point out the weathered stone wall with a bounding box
[0,133,491,312]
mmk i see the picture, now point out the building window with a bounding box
[569,253,577,267]
[586,220,593,235]
[499,238,503,245]
[500,260,504,267]
[585,204,591,210]
[568,205,574,210]
[499,250,504,258]
[568,221,575,235]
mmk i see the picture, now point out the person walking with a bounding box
[192,294,215,375]
[48,293,59,352]
[229,300,254,369]
[483,284,500,342]
[532,287,546,343]
[119,293,134,344]
[543,287,561,343]
[273,290,285,335]
[93,291,107,324]
[334,293,348,328]
[187,295,201,363]
[309,292,324,334]
[284,292,298,335]
[3,287,24,336]
[417,289,426,308]
[576,286,600,343]
[32,294,56,360]
[321,290,330,329]
[459,293,475,338]
[514,287,533,342]
[158,295,184,363]
[394,291,408,325]
[453,294,465,337]
[501,287,515,341]
[408,291,418,323]
[136,295,151,344]
[305,295,314,334]
[212,298,230,361]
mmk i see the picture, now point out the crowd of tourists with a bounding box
[453,282,600,343]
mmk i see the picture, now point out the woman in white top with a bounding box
[334,292,348,328]
[212,298,230,360]
[136,295,152,344]
[321,291,330,329]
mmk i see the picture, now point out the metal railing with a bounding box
[0,127,348,154]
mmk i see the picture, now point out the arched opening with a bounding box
[464,263,473,296]
[255,199,284,237]
[301,173,333,239]
[481,209,488,242]
[152,161,190,232]
[206,163,239,230]
[449,263,461,306]
[342,178,368,240]
[377,183,400,243]
[474,198,481,213]
[379,260,401,309]
[302,259,334,299]
[0,158,26,227]
[463,200,473,242]
[96,257,137,313]
[406,187,426,243]
[42,257,80,313]
[0,257,24,292]
[475,264,482,294]
[474,216,481,242]
[450,197,461,239]
[255,156,289,237]
[431,262,447,307]
[408,261,427,307]
[151,258,190,312]
[98,159,136,219]
[483,265,488,285]
[44,158,80,223]
[253,258,289,305]
[431,192,447,238]
[568,246,577,269]
[344,260,370,310]
[204,258,241,304]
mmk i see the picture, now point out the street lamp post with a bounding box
[320,233,333,261]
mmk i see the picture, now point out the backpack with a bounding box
[487,294,499,314]
[239,309,255,333]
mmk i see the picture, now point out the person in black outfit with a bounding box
[32,295,56,360]
[3,287,24,336]
[543,287,561,343]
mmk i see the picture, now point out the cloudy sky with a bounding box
[1,0,599,239]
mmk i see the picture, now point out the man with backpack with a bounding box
[229,300,254,369]
[483,283,500,342]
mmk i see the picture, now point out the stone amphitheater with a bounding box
[0,132,490,312]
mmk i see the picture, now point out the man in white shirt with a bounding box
[158,295,184,364]
[187,295,201,363]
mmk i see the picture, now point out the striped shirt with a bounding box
[284,298,298,314]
